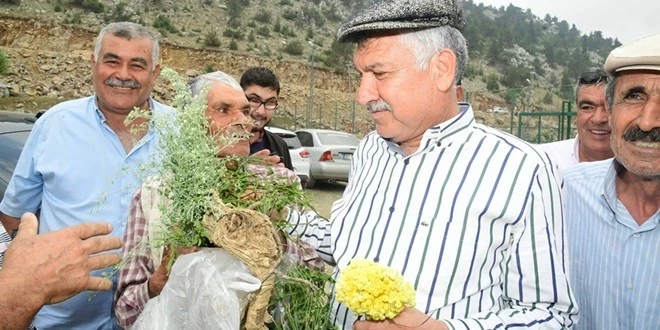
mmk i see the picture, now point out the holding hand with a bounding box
[148,245,200,297]
[353,308,448,330]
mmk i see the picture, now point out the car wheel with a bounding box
[306,177,316,189]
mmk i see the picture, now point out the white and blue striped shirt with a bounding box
[564,159,660,330]
[288,106,578,329]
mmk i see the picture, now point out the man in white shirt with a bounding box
[540,71,614,173]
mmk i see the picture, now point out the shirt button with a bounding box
[632,233,640,238]
[626,281,633,289]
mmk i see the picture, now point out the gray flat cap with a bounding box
[337,0,464,43]
[604,33,660,74]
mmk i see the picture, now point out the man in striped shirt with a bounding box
[564,34,660,330]
[284,0,578,328]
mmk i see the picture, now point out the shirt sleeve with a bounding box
[281,235,326,271]
[115,189,154,329]
[0,119,46,217]
[442,164,579,329]
[284,209,334,265]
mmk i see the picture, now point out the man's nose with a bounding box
[356,75,378,106]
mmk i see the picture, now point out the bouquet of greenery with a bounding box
[124,68,334,329]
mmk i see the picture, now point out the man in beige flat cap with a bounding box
[564,33,660,330]
[284,0,578,328]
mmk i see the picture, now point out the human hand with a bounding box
[1,212,122,305]
[148,245,200,297]
[251,149,284,167]
[353,308,448,330]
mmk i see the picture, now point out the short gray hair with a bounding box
[574,80,607,104]
[605,74,618,110]
[188,71,242,96]
[398,26,468,85]
[93,22,160,70]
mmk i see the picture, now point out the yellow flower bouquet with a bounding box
[335,259,416,321]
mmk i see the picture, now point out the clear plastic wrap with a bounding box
[134,248,261,330]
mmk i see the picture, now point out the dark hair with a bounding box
[240,67,280,94]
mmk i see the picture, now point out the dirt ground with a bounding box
[304,181,346,219]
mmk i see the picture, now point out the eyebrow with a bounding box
[578,100,596,107]
[101,52,148,66]
[623,86,646,95]
[246,93,276,101]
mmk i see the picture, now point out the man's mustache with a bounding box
[622,126,660,142]
[367,100,393,113]
[105,77,141,89]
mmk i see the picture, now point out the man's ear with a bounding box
[430,49,457,93]
[152,63,161,80]
[90,53,96,68]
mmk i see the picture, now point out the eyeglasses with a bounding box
[248,97,278,111]
[579,71,609,85]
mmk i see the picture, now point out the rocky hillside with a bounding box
[0,14,378,133]
[1,0,580,138]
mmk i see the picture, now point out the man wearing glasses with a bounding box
[240,67,293,171]
[539,71,614,174]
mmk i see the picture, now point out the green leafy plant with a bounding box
[0,49,9,75]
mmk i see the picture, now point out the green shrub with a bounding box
[71,0,104,13]
[253,11,272,24]
[283,40,303,56]
[485,74,500,92]
[256,26,270,37]
[0,0,21,4]
[229,40,238,50]
[153,15,177,34]
[223,29,244,40]
[204,63,214,73]
[204,31,221,47]
[0,49,9,75]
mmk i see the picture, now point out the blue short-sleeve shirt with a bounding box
[0,95,171,329]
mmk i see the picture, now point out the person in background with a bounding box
[0,213,122,329]
[564,33,660,330]
[0,22,169,329]
[539,71,614,173]
[240,67,293,171]
[284,0,578,328]
[115,71,324,328]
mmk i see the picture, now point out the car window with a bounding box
[317,132,360,146]
[297,132,314,147]
[0,130,31,191]
[281,136,302,149]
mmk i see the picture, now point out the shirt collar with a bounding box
[601,160,619,213]
[421,103,475,149]
[602,160,660,228]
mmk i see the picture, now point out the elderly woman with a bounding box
[114,71,323,328]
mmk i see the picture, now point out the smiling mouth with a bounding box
[589,129,610,135]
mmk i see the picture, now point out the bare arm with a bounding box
[0,213,122,330]
[0,213,20,233]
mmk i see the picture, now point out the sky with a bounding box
[475,0,659,43]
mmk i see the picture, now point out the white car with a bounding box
[264,126,311,186]
[295,129,360,188]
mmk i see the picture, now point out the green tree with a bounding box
[485,74,500,92]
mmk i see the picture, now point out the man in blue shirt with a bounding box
[0,22,170,329]
[564,34,660,330]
